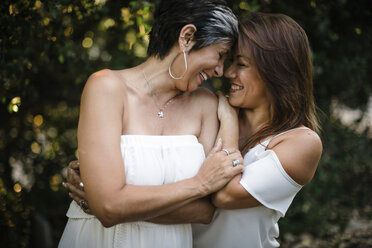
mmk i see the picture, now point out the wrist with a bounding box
[191,176,210,197]
[219,113,238,123]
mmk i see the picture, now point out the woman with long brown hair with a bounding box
[193,12,322,247]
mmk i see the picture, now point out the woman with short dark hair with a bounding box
[58,1,244,247]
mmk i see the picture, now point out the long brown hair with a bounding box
[238,13,319,154]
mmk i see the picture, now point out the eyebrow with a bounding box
[236,54,248,59]
[236,54,252,63]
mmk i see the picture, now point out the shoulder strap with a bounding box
[262,127,310,147]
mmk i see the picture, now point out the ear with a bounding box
[178,24,197,52]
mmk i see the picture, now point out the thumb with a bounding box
[210,138,222,154]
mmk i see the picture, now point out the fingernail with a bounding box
[62,182,66,187]
[69,192,72,197]
[218,138,222,143]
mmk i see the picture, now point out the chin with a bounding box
[187,83,199,92]
[228,97,240,107]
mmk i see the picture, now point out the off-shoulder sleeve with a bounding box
[239,150,302,217]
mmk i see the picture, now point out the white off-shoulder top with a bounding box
[193,128,307,248]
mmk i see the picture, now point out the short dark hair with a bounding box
[147,0,238,59]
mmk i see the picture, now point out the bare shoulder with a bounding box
[189,87,218,111]
[291,129,323,157]
[271,128,323,185]
[84,69,126,95]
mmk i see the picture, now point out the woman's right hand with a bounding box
[62,160,92,214]
[194,138,244,195]
[66,160,81,187]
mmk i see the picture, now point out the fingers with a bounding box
[68,160,80,170]
[216,91,228,101]
[67,160,80,185]
[219,147,239,156]
[63,182,86,199]
[68,167,82,187]
[62,182,92,214]
[210,138,222,155]
[230,163,245,175]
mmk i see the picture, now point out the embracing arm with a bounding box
[78,71,243,227]
[149,88,220,224]
[149,198,215,224]
[215,92,239,149]
[211,92,259,208]
[212,129,323,209]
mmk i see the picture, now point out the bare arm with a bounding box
[215,92,239,149]
[211,92,257,209]
[147,89,220,224]
[64,163,216,224]
[147,89,221,224]
[212,129,322,209]
[78,70,243,227]
[148,198,215,224]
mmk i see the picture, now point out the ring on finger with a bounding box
[80,199,89,211]
[222,149,230,156]
[79,182,84,190]
[232,159,240,167]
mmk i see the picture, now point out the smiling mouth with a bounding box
[230,83,244,91]
[199,71,208,81]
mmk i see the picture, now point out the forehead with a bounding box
[209,42,232,51]
[233,45,252,58]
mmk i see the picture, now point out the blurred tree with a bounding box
[1,0,154,246]
[0,0,371,247]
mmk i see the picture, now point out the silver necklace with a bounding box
[142,69,180,118]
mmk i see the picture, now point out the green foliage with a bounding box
[0,0,371,247]
[1,0,155,246]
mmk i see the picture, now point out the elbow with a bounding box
[94,202,120,228]
[212,191,233,209]
[201,208,215,224]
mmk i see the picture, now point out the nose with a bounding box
[224,64,235,79]
[213,61,224,78]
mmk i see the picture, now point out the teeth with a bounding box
[200,71,208,81]
[231,85,244,90]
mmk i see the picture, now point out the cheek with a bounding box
[228,96,241,107]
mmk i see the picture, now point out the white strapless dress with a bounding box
[59,135,205,248]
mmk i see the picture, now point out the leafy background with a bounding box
[1,0,371,247]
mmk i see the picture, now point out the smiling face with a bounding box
[177,42,231,92]
[224,48,271,109]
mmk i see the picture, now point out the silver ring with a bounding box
[80,199,88,211]
[232,159,240,167]
[79,199,88,211]
[222,149,230,156]
[79,182,84,190]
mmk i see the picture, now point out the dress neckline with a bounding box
[120,134,197,138]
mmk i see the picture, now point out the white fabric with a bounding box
[193,128,306,248]
[59,135,205,248]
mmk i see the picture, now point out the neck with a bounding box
[141,49,181,104]
[239,105,271,138]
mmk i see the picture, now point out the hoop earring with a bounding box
[169,50,188,80]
